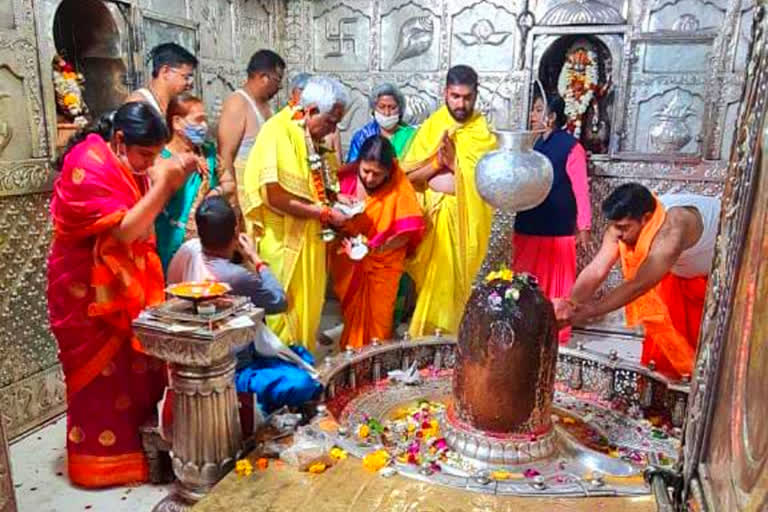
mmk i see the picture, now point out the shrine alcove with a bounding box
[52,0,131,120]
[536,34,616,155]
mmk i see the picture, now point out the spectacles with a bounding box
[170,68,195,83]
[264,72,283,84]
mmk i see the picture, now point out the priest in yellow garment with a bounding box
[402,65,498,337]
[243,76,350,351]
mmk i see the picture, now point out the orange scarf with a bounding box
[618,198,695,377]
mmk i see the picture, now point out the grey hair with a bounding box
[369,82,406,114]
[298,76,349,114]
[290,72,313,92]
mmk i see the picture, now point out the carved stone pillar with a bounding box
[133,306,262,511]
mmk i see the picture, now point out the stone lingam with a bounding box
[445,129,559,465]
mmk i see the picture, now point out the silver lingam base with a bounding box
[310,332,685,497]
[443,416,558,466]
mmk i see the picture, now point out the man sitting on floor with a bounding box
[167,197,321,414]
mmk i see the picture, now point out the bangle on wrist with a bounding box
[431,155,440,171]
[319,205,332,224]
[254,261,268,272]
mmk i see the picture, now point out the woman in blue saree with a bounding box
[154,93,235,272]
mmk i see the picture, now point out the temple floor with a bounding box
[9,299,643,511]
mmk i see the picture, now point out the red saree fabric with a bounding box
[330,162,425,349]
[47,134,166,487]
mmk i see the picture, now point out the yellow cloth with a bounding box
[401,106,497,336]
[243,106,327,351]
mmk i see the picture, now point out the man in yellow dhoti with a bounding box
[402,65,497,337]
[243,76,350,351]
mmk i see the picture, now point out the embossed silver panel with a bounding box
[313,0,372,72]
[643,0,727,32]
[450,0,518,72]
[240,0,277,67]
[190,0,234,60]
[381,0,440,71]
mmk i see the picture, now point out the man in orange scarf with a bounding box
[330,136,425,349]
[556,183,721,379]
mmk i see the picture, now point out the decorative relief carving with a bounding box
[202,73,237,131]
[0,36,47,159]
[284,0,305,66]
[450,0,517,72]
[0,365,66,440]
[313,2,371,71]
[623,85,705,154]
[390,16,434,66]
[327,76,369,143]
[395,73,441,125]
[192,0,234,60]
[0,159,53,196]
[455,19,512,46]
[240,0,274,65]
[648,90,697,152]
[0,193,59,429]
[381,0,440,71]
[644,0,726,32]
[539,0,625,26]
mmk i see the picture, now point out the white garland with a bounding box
[557,48,598,138]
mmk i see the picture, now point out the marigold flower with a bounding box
[329,447,348,461]
[362,449,390,471]
[235,459,253,477]
[308,462,327,474]
[257,457,269,470]
[357,424,370,439]
[63,93,78,107]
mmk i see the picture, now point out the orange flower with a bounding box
[257,458,269,470]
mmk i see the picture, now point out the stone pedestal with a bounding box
[133,305,263,512]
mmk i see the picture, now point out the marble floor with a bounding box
[8,298,642,511]
[9,417,172,512]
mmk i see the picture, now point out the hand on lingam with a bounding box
[552,298,575,328]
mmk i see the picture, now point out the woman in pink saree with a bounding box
[47,102,197,488]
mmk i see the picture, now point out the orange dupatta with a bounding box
[331,162,425,348]
[618,198,696,377]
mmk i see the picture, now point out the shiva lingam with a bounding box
[445,129,558,464]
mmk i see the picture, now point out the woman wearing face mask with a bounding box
[48,102,198,488]
[346,83,416,163]
[154,93,235,272]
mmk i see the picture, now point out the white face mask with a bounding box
[374,111,399,130]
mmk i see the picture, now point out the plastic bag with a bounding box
[279,425,333,470]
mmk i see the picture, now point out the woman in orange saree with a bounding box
[330,135,425,349]
[47,102,197,488]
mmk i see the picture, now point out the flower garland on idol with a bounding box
[557,47,598,138]
[292,103,340,242]
[52,55,88,127]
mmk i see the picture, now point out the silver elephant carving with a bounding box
[391,16,434,66]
